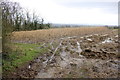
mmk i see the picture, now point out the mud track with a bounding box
[12,29,119,78]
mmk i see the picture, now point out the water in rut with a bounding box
[35,31,119,78]
[13,30,119,78]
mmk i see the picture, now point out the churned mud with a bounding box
[10,29,119,78]
[34,29,119,78]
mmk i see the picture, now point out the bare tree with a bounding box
[1,0,24,54]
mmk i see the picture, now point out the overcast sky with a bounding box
[11,0,119,25]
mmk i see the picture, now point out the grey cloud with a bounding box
[55,1,118,14]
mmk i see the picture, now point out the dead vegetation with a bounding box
[11,27,110,43]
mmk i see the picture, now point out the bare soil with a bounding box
[7,28,119,78]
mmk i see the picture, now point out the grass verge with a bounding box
[3,43,49,76]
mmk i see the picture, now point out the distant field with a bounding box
[11,27,110,43]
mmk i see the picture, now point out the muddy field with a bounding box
[11,27,119,78]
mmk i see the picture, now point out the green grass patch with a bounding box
[3,43,49,73]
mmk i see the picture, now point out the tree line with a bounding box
[0,0,51,54]
[1,0,51,32]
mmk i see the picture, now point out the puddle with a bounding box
[36,36,84,78]
[35,33,119,78]
[87,38,93,42]
[76,41,82,56]
[94,34,99,36]
[101,38,113,44]
[35,68,56,78]
[115,35,118,38]
[101,34,108,37]
[67,36,77,39]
